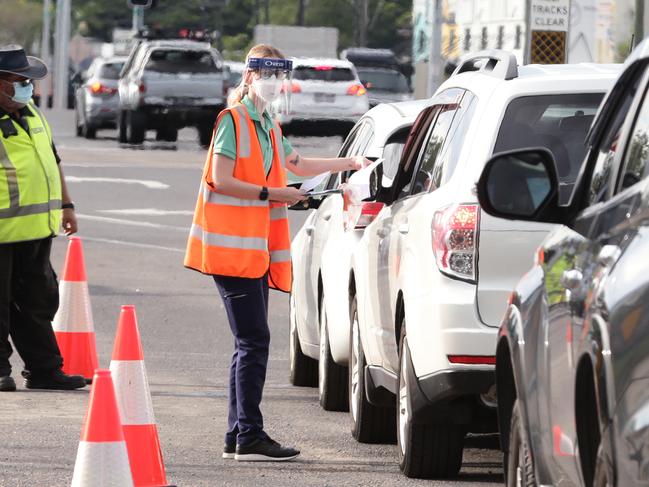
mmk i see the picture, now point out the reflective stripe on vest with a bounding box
[0,104,62,243]
[185,104,292,291]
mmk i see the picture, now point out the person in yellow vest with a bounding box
[185,44,371,461]
[0,45,86,392]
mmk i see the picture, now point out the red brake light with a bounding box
[347,84,367,96]
[281,82,301,94]
[448,355,495,365]
[138,82,146,94]
[431,204,479,281]
[355,202,384,229]
[314,65,334,71]
[88,82,117,96]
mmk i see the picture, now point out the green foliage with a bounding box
[1,0,45,52]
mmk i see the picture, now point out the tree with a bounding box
[1,0,44,51]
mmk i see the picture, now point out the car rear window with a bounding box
[494,93,604,202]
[98,62,124,80]
[358,70,409,93]
[145,50,218,74]
[293,66,355,82]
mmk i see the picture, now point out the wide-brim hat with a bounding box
[0,44,48,80]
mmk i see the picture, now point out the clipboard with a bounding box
[306,188,343,197]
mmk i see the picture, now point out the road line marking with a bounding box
[81,236,184,253]
[77,213,188,231]
[98,208,194,216]
[66,176,170,189]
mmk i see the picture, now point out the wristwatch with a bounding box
[62,202,75,210]
[259,186,269,201]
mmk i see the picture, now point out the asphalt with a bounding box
[0,109,502,486]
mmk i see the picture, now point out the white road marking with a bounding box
[66,176,170,189]
[98,208,194,216]
[76,214,187,232]
[80,236,184,253]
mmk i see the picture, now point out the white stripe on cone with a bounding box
[71,441,133,487]
[109,360,156,425]
[53,281,95,333]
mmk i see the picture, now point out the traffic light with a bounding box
[128,0,155,8]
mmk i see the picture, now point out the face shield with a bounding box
[246,57,293,116]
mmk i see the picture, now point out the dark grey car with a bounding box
[475,39,649,486]
[74,57,127,139]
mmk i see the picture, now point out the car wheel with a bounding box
[126,110,146,144]
[198,123,213,148]
[318,293,348,411]
[118,111,128,143]
[506,399,536,487]
[593,446,612,487]
[349,294,396,443]
[156,127,178,142]
[397,324,464,479]
[74,109,82,137]
[289,293,318,387]
[82,122,96,140]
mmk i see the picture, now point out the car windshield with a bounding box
[358,70,409,93]
[293,66,355,82]
[228,70,242,87]
[98,62,124,80]
[494,93,604,203]
[145,50,218,74]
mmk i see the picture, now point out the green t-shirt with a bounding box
[212,96,293,174]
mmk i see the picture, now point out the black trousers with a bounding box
[213,274,270,447]
[0,237,63,376]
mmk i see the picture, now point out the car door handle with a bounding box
[561,269,583,290]
[598,244,621,267]
[376,228,388,238]
[322,212,332,221]
[398,223,409,234]
[305,225,315,237]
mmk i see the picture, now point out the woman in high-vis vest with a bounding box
[185,44,370,462]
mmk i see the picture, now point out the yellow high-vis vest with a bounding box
[0,103,62,244]
[184,104,292,292]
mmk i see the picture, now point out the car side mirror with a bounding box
[476,148,562,223]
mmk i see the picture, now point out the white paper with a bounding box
[299,172,330,193]
[346,159,383,203]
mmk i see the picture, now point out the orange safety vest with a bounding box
[184,104,292,292]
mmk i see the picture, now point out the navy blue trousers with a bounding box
[214,274,270,447]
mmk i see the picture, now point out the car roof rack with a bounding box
[451,50,518,80]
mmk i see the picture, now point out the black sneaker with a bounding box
[222,444,236,459]
[0,376,16,392]
[235,437,300,462]
[23,369,86,390]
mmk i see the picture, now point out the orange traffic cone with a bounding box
[53,237,99,382]
[71,369,134,487]
[110,305,174,487]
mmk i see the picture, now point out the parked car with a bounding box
[289,100,430,414]
[118,39,227,146]
[74,56,127,139]
[275,58,369,136]
[356,67,412,108]
[224,60,245,90]
[340,47,400,72]
[477,39,649,487]
[348,50,620,479]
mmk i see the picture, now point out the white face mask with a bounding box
[252,77,283,104]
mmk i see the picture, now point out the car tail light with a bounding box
[88,82,117,96]
[355,202,384,229]
[431,204,479,281]
[314,65,334,71]
[448,355,495,365]
[281,82,301,94]
[347,84,367,96]
[138,82,146,94]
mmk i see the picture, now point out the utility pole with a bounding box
[296,0,306,26]
[635,0,645,47]
[427,0,443,97]
[53,0,71,110]
[41,0,52,108]
[132,6,145,32]
[360,0,369,46]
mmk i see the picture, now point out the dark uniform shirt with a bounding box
[0,105,61,164]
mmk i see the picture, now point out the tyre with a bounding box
[397,324,464,479]
[289,293,318,387]
[74,109,82,137]
[156,127,178,142]
[318,293,348,411]
[118,111,128,143]
[82,122,96,139]
[505,399,536,487]
[126,110,146,144]
[198,123,214,148]
[593,446,612,487]
[349,294,396,443]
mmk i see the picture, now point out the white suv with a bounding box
[348,51,620,478]
[289,101,429,413]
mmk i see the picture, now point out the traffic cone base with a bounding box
[55,331,98,382]
[71,441,134,487]
[123,425,171,487]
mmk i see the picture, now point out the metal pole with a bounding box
[41,0,51,66]
[427,0,442,97]
[635,0,645,47]
[132,6,145,32]
[524,0,532,64]
[360,0,368,46]
[53,0,70,110]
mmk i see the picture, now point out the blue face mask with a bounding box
[12,81,33,105]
